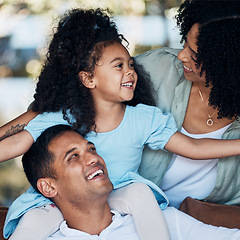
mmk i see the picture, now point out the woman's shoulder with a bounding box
[135,47,181,65]
[134,48,184,90]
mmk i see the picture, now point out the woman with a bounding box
[137,0,240,208]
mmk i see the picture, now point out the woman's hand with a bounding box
[0,110,38,141]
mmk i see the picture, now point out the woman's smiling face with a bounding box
[177,23,206,83]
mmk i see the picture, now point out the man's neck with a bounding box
[60,202,113,236]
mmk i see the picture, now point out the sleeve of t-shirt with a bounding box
[24,111,71,142]
[134,104,178,150]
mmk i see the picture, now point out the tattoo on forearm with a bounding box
[0,124,26,141]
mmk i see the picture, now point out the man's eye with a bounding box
[68,154,78,161]
[88,146,97,154]
[90,147,96,152]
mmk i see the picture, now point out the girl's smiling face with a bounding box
[177,23,206,83]
[88,42,138,105]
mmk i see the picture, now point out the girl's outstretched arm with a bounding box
[0,110,38,141]
[0,130,34,163]
[164,131,240,160]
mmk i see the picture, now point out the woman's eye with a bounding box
[191,56,197,62]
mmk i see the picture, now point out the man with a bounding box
[21,124,240,239]
[22,124,139,239]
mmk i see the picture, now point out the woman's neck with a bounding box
[94,102,126,133]
[183,82,235,134]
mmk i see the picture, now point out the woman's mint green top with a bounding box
[136,47,240,206]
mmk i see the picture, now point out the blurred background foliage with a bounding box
[0,0,183,206]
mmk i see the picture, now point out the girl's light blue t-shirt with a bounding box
[4,104,177,238]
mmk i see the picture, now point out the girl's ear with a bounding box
[78,71,96,89]
[37,178,57,198]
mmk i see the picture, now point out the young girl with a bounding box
[2,8,240,240]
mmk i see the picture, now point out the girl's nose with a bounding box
[125,68,134,76]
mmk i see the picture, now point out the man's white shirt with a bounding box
[47,210,139,239]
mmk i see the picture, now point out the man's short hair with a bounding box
[22,124,72,192]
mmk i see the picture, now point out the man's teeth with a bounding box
[122,82,133,87]
[87,170,103,180]
[183,65,193,72]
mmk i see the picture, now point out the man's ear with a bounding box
[78,71,95,89]
[37,178,57,198]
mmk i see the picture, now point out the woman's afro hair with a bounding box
[176,0,240,119]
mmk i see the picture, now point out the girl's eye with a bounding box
[129,62,134,69]
[115,63,123,68]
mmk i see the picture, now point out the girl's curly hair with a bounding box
[32,8,156,136]
[176,0,240,119]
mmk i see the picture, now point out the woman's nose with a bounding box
[177,48,189,62]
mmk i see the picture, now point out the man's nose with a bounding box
[85,152,99,166]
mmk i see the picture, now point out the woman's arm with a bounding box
[0,130,34,163]
[0,110,38,141]
[165,131,240,160]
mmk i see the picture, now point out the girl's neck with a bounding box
[94,102,126,133]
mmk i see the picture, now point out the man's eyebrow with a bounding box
[87,141,95,146]
[64,147,77,159]
[63,142,94,159]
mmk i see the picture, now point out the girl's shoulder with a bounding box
[126,104,167,124]
[127,104,163,115]
[126,104,175,127]
[32,110,75,123]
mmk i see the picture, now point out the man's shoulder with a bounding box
[109,211,140,239]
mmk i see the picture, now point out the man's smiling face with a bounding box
[48,130,113,206]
